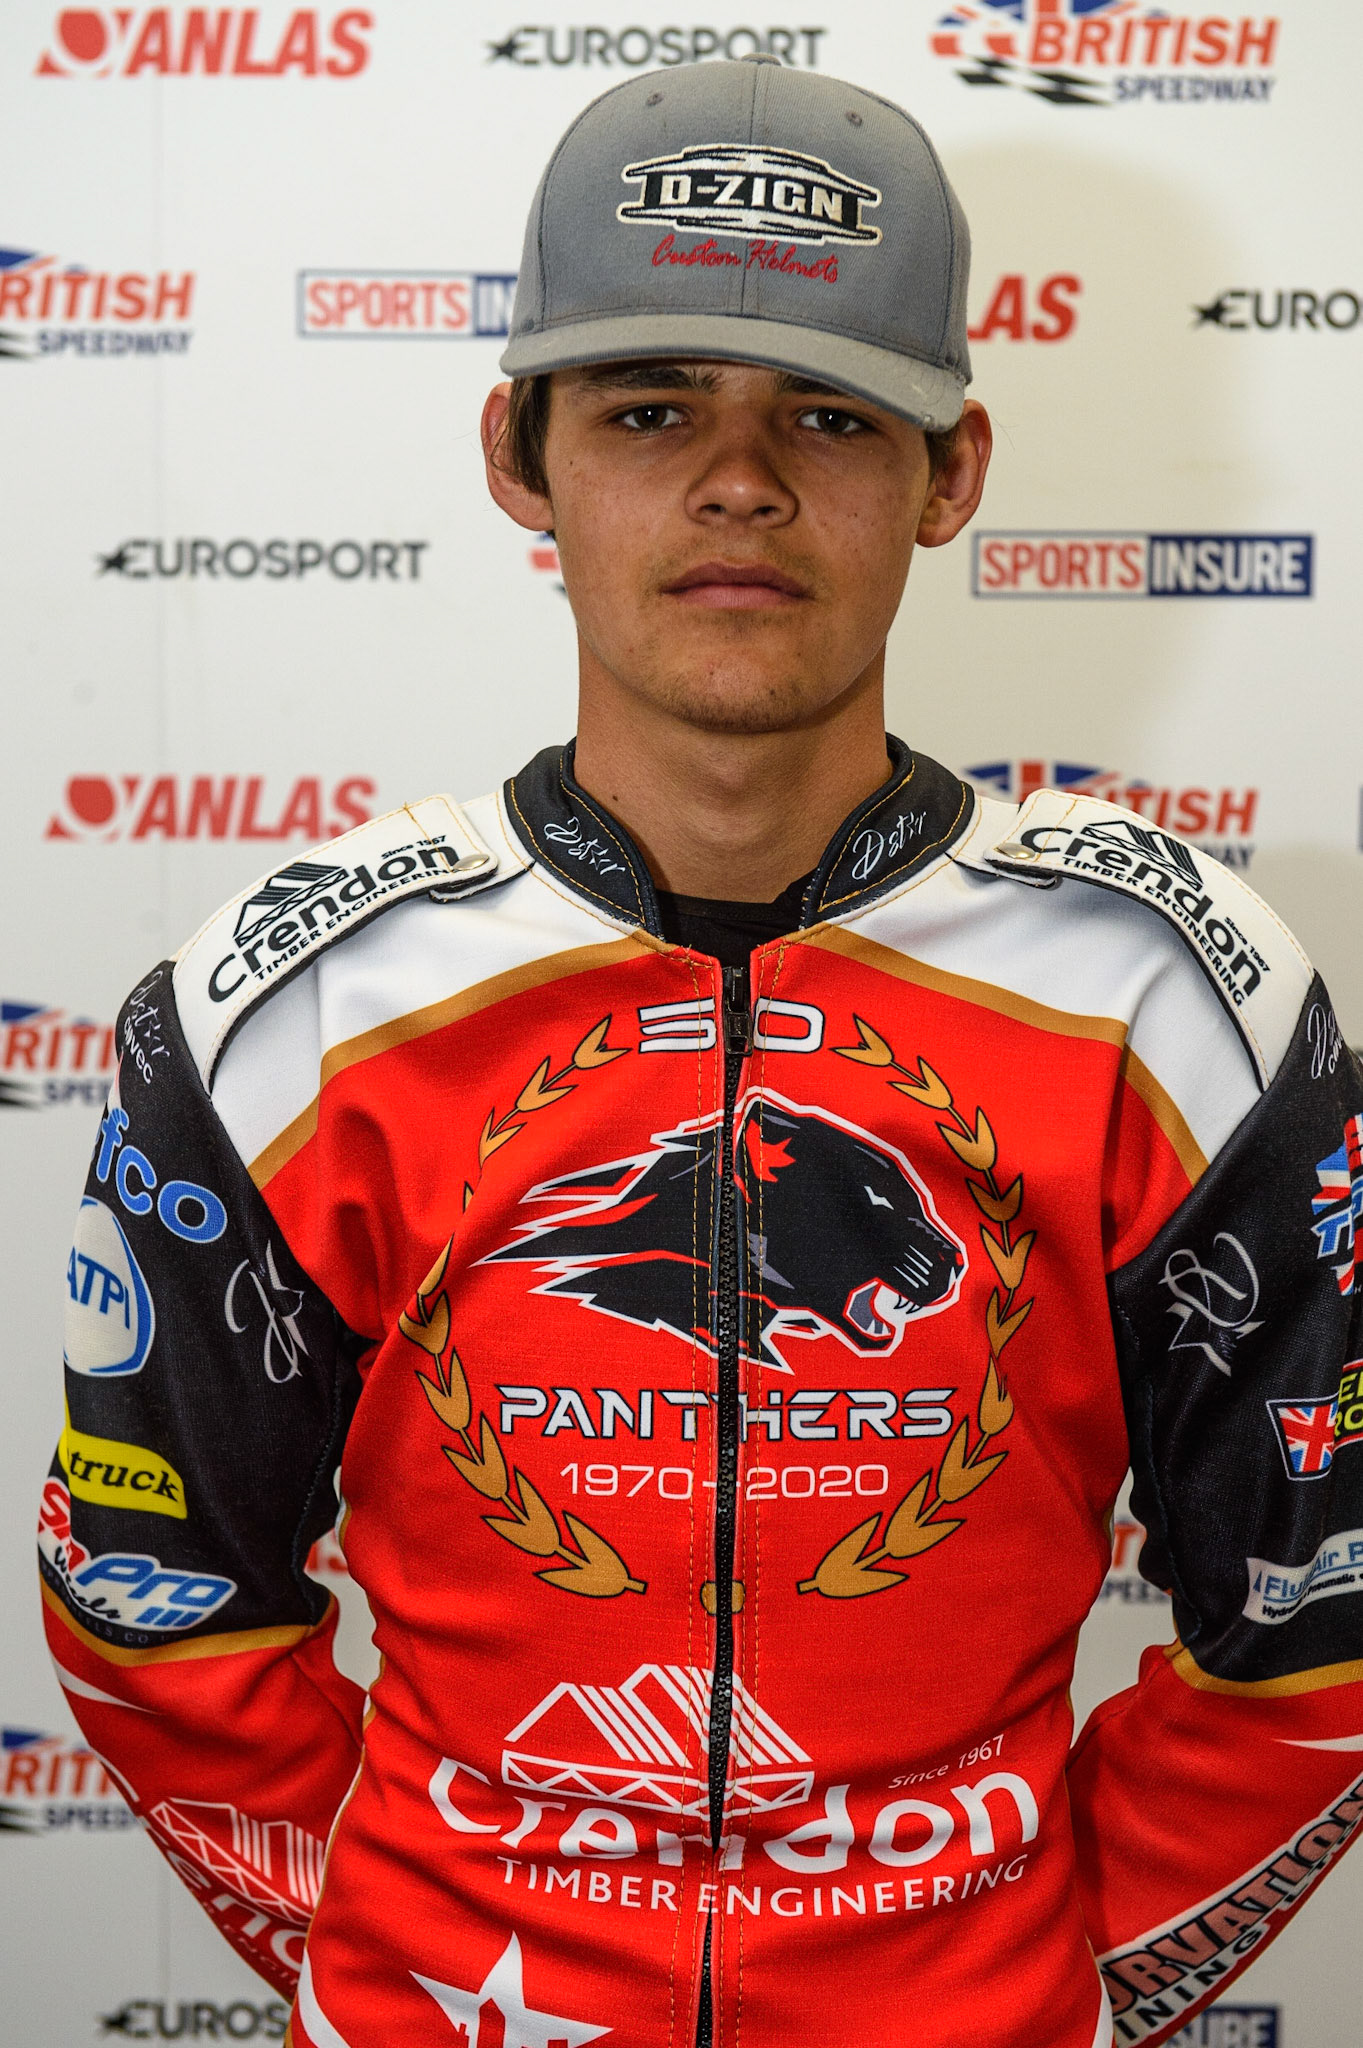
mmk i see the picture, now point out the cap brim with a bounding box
[500,312,967,431]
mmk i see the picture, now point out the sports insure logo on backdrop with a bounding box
[0,247,192,360]
[485,25,827,69]
[45,774,378,842]
[929,1,1278,106]
[34,7,371,76]
[965,765,1259,871]
[971,533,1313,600]
[299,271,516,339]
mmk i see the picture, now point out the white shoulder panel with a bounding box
[174,793,519,1090]
[843,827,1262,1170]
[949,787,1312,1091]
[208,788,643,1175]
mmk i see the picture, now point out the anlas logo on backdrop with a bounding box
[930,2,1278,107]
[35,7,371,77]
[0,247,192,362]
[965,763,1259,871]
[45,775,377,842]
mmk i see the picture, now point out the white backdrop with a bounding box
[3,4,1360,2042]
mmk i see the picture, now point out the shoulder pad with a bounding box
[174,794,518,1089]
[951,788,1311,1090]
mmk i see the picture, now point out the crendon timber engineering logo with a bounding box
[972,532,1312,599]
[45,773,377,841]
[965,764,1258,871]
[929,2,1279,107]
[35,8,372,76]
[0,246,193,360]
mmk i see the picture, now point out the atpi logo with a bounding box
[45,773,376,841]
[965,764,1258,870]
[0,247,192,361]
[930,2,1279,107]
[1,1727,136,1835]
[35,8,371,77]
[1,1000,115,1109]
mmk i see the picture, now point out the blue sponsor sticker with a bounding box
[1167,2006,1279,2047]
[64,1196,156,1377]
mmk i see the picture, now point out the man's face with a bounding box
[488,360,967,738]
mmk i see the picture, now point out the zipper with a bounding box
[698,961,752,2047]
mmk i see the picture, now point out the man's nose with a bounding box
[683,424,798,526]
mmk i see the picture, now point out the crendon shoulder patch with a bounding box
[951,788,1312,1090]
[174,794,509,1089]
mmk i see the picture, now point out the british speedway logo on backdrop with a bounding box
[1,1727,136,1835]
[0,246,193,361]
[972,533,1313,599]
[1,1001,116,1110]
[35,8,371,76]
[929,2,1279,106]
[45,774,377,842]
[964,764,1259,871]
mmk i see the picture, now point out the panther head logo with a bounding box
[485,1090,966,1370]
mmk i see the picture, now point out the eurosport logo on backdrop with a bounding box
[929,2,1279,106]
[486,25,827,68]
[0,1728,135,1834]
[965,764,1259,870]
[972,533,1314,599]
[1167,2013,1280,2048]
[298,271,516,338]
[1194,288,1363,332]
[45,775,378,842]
[98,538,428,580]
[0,247,192,361]
[1,1001,116,1109]
[34,7,372,76]
[97,2001,290,2040]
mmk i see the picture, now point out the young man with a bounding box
[41,56,1363,2048]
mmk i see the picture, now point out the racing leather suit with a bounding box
[42,740,1363,2048]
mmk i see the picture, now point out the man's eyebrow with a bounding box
[769,372,859,400]
[572,363,723,394]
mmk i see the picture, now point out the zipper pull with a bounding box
[722,965,751,1057]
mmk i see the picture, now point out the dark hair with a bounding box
[494,373,960,501]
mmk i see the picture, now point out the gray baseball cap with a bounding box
[500,56,972,430]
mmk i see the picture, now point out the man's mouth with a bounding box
[661,560,811,610]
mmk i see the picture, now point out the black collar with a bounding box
[504,738,974,933]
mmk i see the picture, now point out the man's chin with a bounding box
[645,674,832,737]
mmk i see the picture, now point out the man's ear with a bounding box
[481,383,555,533]
[915,399,992,550]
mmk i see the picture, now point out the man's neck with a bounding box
[572,670,893,903]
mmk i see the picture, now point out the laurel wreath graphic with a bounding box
[401,1018,647,1599]
[796,1019,1026,1599]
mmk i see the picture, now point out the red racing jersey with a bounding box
[41,741,1363,2048]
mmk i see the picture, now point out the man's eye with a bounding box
[617,403,686,432]
[798,407,868,436]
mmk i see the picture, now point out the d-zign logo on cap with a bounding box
[619,145,882,247]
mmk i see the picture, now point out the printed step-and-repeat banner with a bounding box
[2,4,1359,2043]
